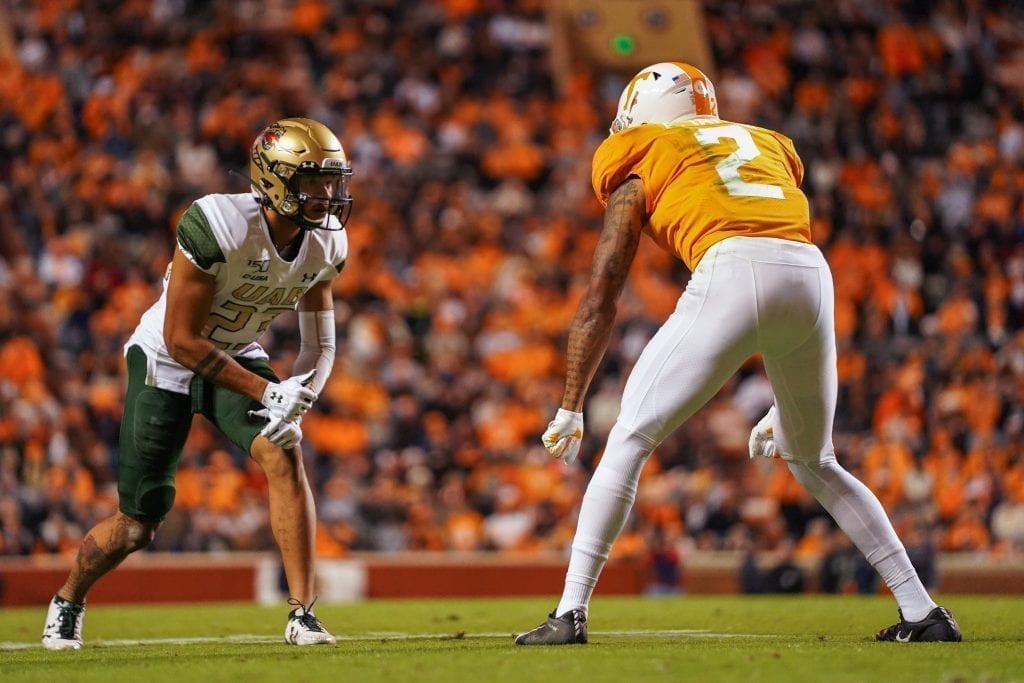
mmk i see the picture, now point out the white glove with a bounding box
[248,408,303,449]
[542,408,584,465]
[249,369,317,450]
[261,369,318,423]
[748,405,779,459]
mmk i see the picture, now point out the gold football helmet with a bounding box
[249,118,353,231]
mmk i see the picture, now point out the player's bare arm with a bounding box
[561,177,646,411]
[297,278,333,314]
[163,247,270,401]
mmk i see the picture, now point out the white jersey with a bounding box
[126,193,347,394]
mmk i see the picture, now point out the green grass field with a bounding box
[2,595,1022,682]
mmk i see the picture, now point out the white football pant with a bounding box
[558,236,935,621]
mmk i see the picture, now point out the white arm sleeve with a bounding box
[293,310,336,396]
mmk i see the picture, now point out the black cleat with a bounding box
[875,606,962,642]
[515,609,588,645]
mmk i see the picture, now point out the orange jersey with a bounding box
[591,117,811,270]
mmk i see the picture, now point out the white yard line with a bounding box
[3,629,773,651]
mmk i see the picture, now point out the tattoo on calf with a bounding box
[65,515,149,600]
[193,349,229,381]
[76,535,106,572]
[65,534,120,599]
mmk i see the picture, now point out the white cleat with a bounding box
[284,598,336,646]
[749,406,781,459]
[42,595,85,650]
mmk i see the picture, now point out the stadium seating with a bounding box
[1,1,1022,587]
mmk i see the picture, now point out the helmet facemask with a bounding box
[279,162,353,232]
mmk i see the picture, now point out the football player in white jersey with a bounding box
[43,118,350,649]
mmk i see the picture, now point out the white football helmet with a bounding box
[610,62,718,134]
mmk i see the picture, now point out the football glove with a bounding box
[249,369,317,450]
[260,369,318,423]
[542,408,584,465]
[748,405,779,459]
[248,408,303,449]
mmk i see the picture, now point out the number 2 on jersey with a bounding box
[693,124,785,199]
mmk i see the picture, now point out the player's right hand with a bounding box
[542,408,584,465]
[248,409,304,449]
[260,369,318,423]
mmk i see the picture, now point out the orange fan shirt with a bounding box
[592,117,811,270]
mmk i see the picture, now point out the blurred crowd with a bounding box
[2,0,1023,582]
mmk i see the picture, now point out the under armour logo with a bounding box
[301,272,317,283]
[269,391,283,404]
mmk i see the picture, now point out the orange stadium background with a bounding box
[2,0,1024,605]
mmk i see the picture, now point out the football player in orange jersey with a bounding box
[515,63,960,645]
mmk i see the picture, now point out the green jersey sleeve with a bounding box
[176,203,226,272]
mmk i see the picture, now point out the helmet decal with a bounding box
[260,126,283,151]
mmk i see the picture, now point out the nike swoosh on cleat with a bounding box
[895,631,912,642]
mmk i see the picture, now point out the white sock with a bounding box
[787,459,936,621]
[556,581,594,617]
[556,425,654,617]
[874,551,936,622]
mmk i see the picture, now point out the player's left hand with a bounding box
[748,405,779,459]
[249,409,303,450]
[261,370,318,423]
[542,408,584,465]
